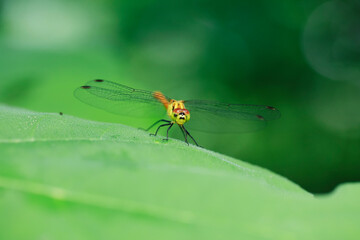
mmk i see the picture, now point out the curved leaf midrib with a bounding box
[0,175,195,224]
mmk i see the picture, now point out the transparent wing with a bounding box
[74,79,168,118]
[184,100,281,133]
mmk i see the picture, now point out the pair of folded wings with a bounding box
[74,79,281,133]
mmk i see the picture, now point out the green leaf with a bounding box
[0,105,359,240]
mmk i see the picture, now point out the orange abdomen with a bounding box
[153,91,169,109]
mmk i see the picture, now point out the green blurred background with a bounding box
[1,0,359,193]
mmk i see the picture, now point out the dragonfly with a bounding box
[74,79,281,146]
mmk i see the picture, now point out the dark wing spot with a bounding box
[256,115,265,120]
[81,85,91,89]
[266,106,276,110]
[94,79,104,82]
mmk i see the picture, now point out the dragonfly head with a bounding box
[172,108,190,125]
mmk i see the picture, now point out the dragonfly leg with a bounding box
[183,125,200,147]
[144,119,170,131]
[150,123,171,137]
[162,123,174,141]
[179,125,189,145]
